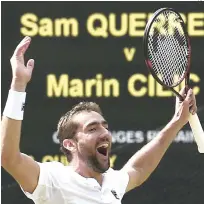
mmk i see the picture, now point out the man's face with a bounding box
[73,111,112,173]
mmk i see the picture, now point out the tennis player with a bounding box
[1,37,197,204]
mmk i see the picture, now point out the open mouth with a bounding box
[96,143,108,157]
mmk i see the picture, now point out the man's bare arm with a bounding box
[121,89,197,192]
[1,37,39,194]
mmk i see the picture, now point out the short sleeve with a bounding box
[105,168,130,199]
[20,161,63,202]
[114,170,129,198]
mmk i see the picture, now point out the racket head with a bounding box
[143,8,191,88]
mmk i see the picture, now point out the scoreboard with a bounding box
[1,2,204,204]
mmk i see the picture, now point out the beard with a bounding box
[87,154,110,173]
[78,151,110,173]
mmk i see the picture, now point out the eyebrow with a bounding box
[85,120,108,129]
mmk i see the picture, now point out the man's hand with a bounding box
[10,36,34,92]
[173,88,197,128]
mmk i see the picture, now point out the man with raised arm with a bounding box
[1,37,197,204]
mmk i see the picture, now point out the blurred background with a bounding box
[1,1,204,204]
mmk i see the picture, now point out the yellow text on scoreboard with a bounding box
[46,73,200,98]
[20,12,204,37]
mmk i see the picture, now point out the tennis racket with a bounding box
[143,8,204,153]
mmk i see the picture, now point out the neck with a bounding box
[69,159,103,186]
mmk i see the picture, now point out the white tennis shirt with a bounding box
[21,161,129,204]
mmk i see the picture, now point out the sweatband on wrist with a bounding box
[3,90,26,120]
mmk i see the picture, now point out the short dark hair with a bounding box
[57,102,102,162]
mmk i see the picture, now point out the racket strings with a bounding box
[150,26,186,85]
[157,35,184,84]
[149,36,180,86]
[147,11,189,87]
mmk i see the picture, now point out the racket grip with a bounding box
[188,113,204,153]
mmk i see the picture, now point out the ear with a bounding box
[63,139,77,153]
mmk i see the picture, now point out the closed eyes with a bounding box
[89,127,96,132]
[88,126,109,132]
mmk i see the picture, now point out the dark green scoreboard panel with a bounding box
[1,2,204,204]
